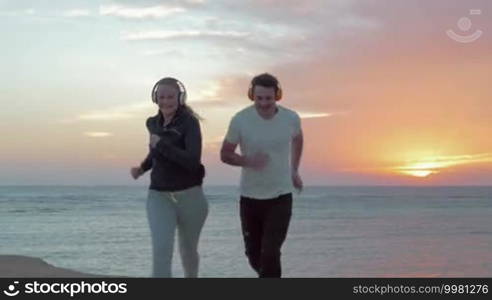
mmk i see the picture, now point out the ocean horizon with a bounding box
[1,185,491,277]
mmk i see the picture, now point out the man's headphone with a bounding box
[247,78,283,101]
[151,77,187,106]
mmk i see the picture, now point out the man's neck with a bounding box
[256,106,278,120]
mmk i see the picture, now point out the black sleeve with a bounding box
[153,116,202,171]
[140,117,155,172]
[139,149,153,172]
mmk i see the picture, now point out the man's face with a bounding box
[253,85,277,113]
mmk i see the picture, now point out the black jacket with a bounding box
[140,108,205,191]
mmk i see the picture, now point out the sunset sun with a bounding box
[401,170,436,178]
[396,161,443,178]
[390,153,492,179]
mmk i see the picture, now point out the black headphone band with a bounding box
[151,77,187,105]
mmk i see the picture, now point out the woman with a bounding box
[130,77,208,278]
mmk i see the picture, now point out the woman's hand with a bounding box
[130,166,144,180]
[150,134,161,148]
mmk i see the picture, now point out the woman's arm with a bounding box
[140,149,153,172]
[152,116,202,171]
[130,148,154,180]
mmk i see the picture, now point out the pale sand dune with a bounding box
[0,255,105,277]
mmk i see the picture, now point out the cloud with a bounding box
[221,0,355,21]
[298,112,333,119]
[140,49,184,57]
[335,13,382,30]
[60,102,153,123]
[99,4,185,19]
[392,153,492,177]
[84,132,114,137]
[108,0,205,7]
[0,8,36,16]
[110,1,373,67]
[121,29,250,41]
[63,9,91,18]
[396,153,492,170]
[188,81,223,103]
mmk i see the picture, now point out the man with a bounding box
[220,73,304,278]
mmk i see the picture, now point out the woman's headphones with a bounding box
[247,79,283,101]
[151,77,187,106]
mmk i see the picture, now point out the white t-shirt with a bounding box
[225,105,301,199]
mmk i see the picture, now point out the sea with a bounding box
[1,186,491,277]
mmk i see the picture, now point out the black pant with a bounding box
[240,193,292,278]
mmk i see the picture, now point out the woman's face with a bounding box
[156,84,180,116]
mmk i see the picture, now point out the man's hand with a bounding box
[292,170,303,192]
[150,134,161,148]
[245,152,270,170]
[130,166,144,180]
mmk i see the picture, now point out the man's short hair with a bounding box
[251,73,280,92]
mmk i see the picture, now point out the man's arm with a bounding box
[291,131,303,172]
[220,141,247,167]
[220,113,269,169]
[291,130,304,191]
[220,140,269,170]
[221,114,246,167]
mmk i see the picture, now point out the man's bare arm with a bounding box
[291,131,303,172]
[220,140,269,170]
[220,141,247,167]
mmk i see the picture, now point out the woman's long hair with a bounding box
[179,103,203,121]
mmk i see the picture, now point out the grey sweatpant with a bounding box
[146,185,208,278]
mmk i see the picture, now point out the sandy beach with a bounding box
[0,255,101,277]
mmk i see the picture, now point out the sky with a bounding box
[1,0,491,186]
